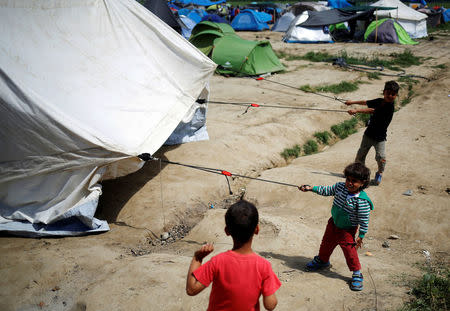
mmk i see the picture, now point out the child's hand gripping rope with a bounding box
[298,185,312,192]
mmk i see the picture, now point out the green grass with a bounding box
[314,131,332,145]
[300,81,360,94]
[279,50,422,72]
[367,72,381,80]
[280,144,301,160]
[331,118,358,139]
[398,268,450,311]
[432,64,447,69]
[355,112,371,125]
[428,21,450,34]
[316,81,359,94]
[398,76,420,84]
[303,140,318,155]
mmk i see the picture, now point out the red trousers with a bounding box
[318,218,361,271]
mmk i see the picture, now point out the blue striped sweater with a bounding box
[312,182,374,238]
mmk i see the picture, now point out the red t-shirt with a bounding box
[193,250,281,311]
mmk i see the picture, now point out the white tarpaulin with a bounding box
[0,0,216,236]
[371,0,428,38]
[283,11,333,43]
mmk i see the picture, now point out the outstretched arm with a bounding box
[346,100,374,115]
[263,294,278,310]
[345,100,367,106]
[186,244,214,296]
[348,108,375,115]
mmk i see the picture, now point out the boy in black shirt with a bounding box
[345,81,400,185]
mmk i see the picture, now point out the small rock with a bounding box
[403,189,413,196]
[52,286,60,291]
[160,232,169,240]
[388,234,400,240]
[365,251,373,256]
[382,241,390,248]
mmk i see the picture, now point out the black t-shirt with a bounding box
[364,98,394,141]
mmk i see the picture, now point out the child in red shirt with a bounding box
[186,200,281,311]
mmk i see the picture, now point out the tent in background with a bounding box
[179,15,197,39]
[231,9,270,31]
[189,22,284,76]
[328,0,352,9]
[143,0,184,34]
[364,18,418,44]
[189,21,236,55]
[174,0,225,7]
[284,11,334,43]
[271,12,296,32]
[289,2,329,16]
[212,36,285,76]
[370,0,428,38]
[201,13,229,24]
[0,0,216,237]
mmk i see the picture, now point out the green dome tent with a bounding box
[189,21,238,56]
[190,21,285,76]
[190,21,235,37]
[212,35,285,76]
[189,30,227,56]
[364,18,418,45]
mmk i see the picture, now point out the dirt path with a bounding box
[0,33,449,311]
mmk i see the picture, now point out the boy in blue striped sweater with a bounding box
[299,162,373,291]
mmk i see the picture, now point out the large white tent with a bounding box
[0,0,216,236]
[371,0,428,38]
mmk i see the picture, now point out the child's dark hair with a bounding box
[384,80,399,94]
[344,162,371,190]
[225,200,259,244]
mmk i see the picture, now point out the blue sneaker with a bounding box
[374,172,382,185]
[350,271,363,291]
[306,256,330,271]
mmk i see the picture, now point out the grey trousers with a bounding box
[355,134,386,173]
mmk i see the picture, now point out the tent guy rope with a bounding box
[205,100,348,114]
[256,76,348,103]
[138,154,300,195]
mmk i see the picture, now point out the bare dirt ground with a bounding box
[1,31,449,311]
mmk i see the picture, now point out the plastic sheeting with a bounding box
[0,0,216,236]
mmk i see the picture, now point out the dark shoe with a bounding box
[306,256,330,271]
[350,271,363,291]
[374,172,382,185]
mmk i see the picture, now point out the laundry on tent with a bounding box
[364,18,418,44]
[0,0,216,237]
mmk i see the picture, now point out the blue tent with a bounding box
[444,9,450,23]
[201,14,229,24]
[174,0,225,6]
[256,11,273,23]
[231,9,270,31]
[180,15,197,39]
[187,11,202,23]
[327,0,352,9]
